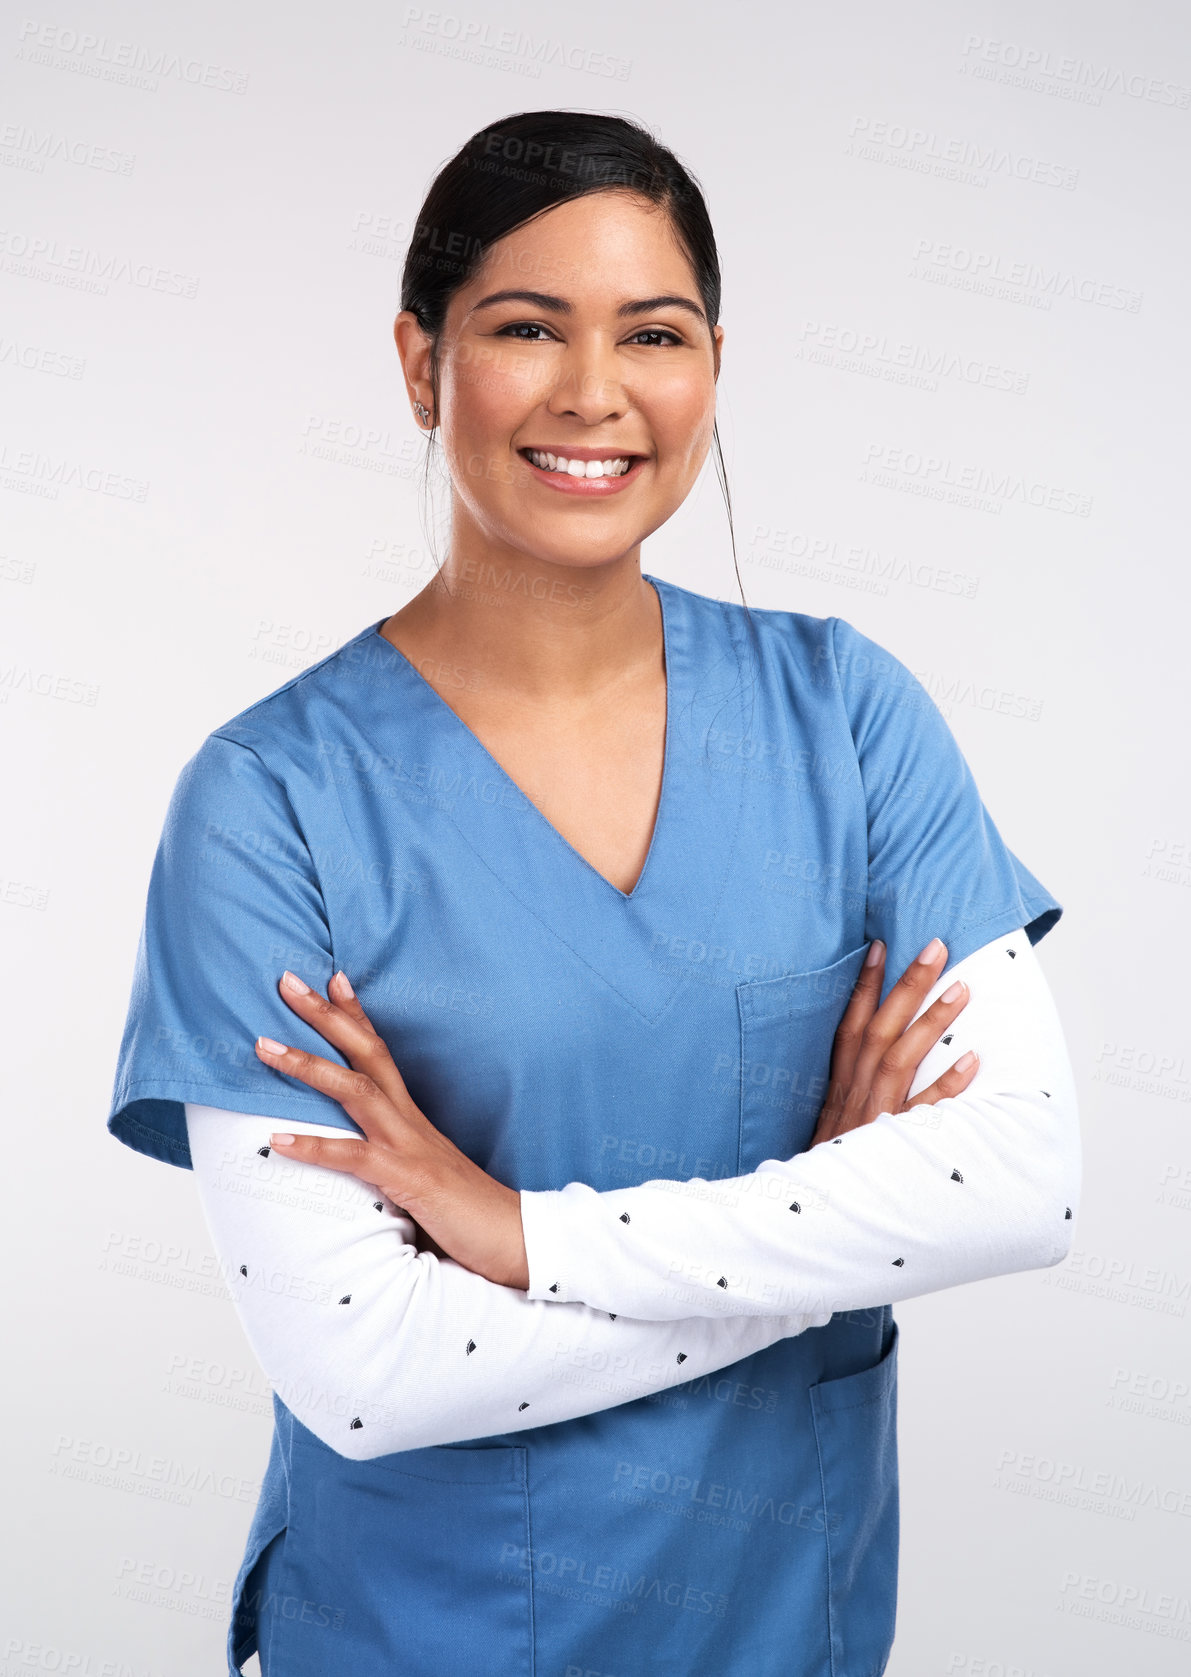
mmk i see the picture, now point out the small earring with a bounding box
[413,401,432,427]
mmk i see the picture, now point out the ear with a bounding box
[394,310,434,413]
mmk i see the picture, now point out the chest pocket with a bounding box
[734,942,869,1173]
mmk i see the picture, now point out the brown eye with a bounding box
[494,321,554,341]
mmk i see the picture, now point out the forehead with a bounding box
[451,190,697,310]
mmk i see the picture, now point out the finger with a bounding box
[809,1083,848,1147]
[254,1036,398,1140]
[277,971,416,1113]
[851,937,949,1091]
[903,1049,980,1109]
[828,940,885,1091]
[328,968,377,1031]
[811,1112,853,1145]
[810,1097,870,1146]
[265,1129,376,1178]
[866,977,971,1115]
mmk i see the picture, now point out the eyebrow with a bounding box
[466,289,709,327]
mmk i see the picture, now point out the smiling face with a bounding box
[395,190,724,575]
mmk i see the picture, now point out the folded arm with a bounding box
[185,1103,827,1462]
[518,929,1081,1320]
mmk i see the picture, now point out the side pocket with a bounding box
[282,1420,536,1676]
[809,1321,900,1677]
[736,941,868,1171]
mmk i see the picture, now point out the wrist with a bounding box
[388,1144,530,1292]
[494,1182,530,1290]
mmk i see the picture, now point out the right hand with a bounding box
[811,937,979,1146]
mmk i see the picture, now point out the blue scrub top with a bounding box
[107,575,1060,1676]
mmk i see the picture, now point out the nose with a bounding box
[544,332,630,426]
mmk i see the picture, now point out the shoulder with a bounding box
[172,618,398,798]
[651,575,917,702]
[204,619,390,760]
[650,571,833,666]
[163,621,390,845]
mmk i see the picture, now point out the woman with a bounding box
[106,110,1080,1676]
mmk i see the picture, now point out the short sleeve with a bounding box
[829,617,1062,997]
[106,732,364,1170]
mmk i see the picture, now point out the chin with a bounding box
[488,522,645,574]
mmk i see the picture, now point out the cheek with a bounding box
[653,387,716,474]
[437,392,517,499]
[445,445,520,498]
[442,344,547,434]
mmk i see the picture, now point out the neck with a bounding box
[382,541,662,706]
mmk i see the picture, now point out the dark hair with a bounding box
[399,109,749,612]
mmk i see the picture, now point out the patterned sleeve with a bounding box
[185,1104,829,1458]
[519,929,1080,1319]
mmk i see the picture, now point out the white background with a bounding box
[3,1,1189,1672]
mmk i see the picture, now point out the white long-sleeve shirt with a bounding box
[185,925,1079,1460]
[519,927,1080,1317]
[185,1119,820,1461]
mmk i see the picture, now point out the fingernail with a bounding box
[257,1036,288,1055]
[281,970,309,994]
[334,970,355,999]
[942,980,966,1004]
[271,1133,295,1146]
[955,1050,978,1071]
[864,940,885,966]
[917,938,944,964]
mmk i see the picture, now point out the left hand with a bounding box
[254,968,530,1290]
[811,937,977,1145]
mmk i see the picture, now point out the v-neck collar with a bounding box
[344,573,750,1023]
[369,574,674,904]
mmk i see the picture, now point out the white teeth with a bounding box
[526,449,633,478]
